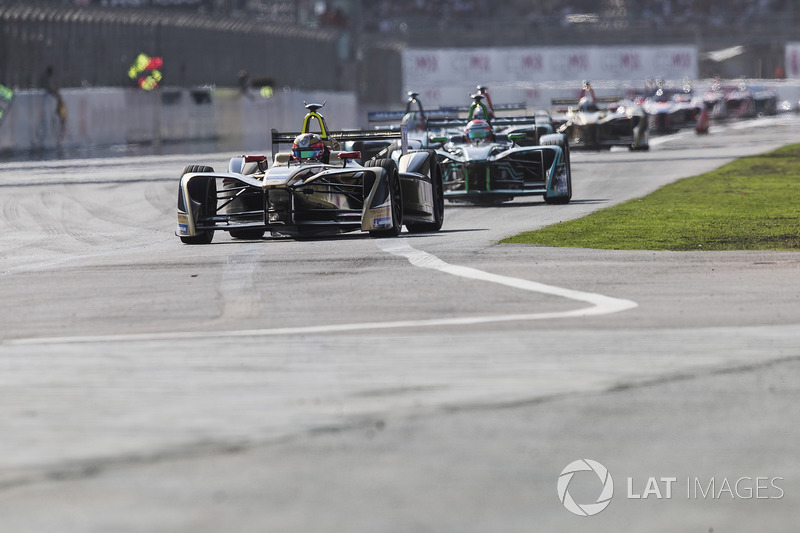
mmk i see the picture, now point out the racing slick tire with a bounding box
[179,165,216,244]
[365,158,403,237]
[406,152,444,233]
[540,134,573,205]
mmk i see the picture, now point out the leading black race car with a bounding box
[176,103,444,244]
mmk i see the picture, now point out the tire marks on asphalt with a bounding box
[218,243,261,321]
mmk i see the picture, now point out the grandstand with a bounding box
[1,0,798,103]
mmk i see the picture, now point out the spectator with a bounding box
[37,65,66,146]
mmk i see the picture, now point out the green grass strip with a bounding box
[502,144,800,251]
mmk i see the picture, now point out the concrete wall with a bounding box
[3,79,800,158]
[0,88,359,155]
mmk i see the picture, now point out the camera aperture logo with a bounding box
[557,460,785,517]
[558,459,614,517]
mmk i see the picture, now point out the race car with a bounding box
[176,102,444,244]
[631,78,700,134]
[552,87,649,150]
[431,93,572,205]
[723,84,756,119]
[639,88,699,133]
[702,80,756,120]
[366,87,540,152]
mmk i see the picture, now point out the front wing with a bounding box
[176,166,397,238]
[440,145,567,201]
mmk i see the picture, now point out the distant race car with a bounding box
[366,87,546,153]
[703,80,756,120]
[431,93,573,205]
[640,89,699,133]
[723,85,756,119]
[552,88,649,150]
[176,102,444,244]
[631,78,700,134]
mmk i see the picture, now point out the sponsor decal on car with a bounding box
[365,205,392,228]
[177,213,190,235]
[554,165,568,194]
[373,216,392,228]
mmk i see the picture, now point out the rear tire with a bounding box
[366,158,403,237]
[179,165,216,244]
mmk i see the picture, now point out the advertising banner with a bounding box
[402,46,698,105]
[785,43,800,78]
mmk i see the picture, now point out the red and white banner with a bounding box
[403,46,697,102]
[785,43,800,78]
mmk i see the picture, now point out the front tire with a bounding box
[540,135,572,205]
[366,158,403,237]
[179,164,216,244]
[406,153,444,233]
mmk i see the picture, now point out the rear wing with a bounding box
[438,102,527,115]
[369,103,526,124]
[271,128,401,144]
[367,110,406,124]
[552,96,623,111]
[367,109,453,124]
[271,127,401,152]
[427,115,538,131]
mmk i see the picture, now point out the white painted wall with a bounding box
[0,87,359,155]
[2,77,799,157]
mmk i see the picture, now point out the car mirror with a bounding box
[338,151,361,166]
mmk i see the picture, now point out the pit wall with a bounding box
[0,88,359,155]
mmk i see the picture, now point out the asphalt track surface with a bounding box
[0,116,799,531]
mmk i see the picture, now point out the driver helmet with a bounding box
[465,119,492,142]
[292,133,325,162]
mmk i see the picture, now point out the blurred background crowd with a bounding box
[1,0,798,103]
[15,0,799,32]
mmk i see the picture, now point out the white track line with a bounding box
[6,241,637,346]
[377,240,637,315]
